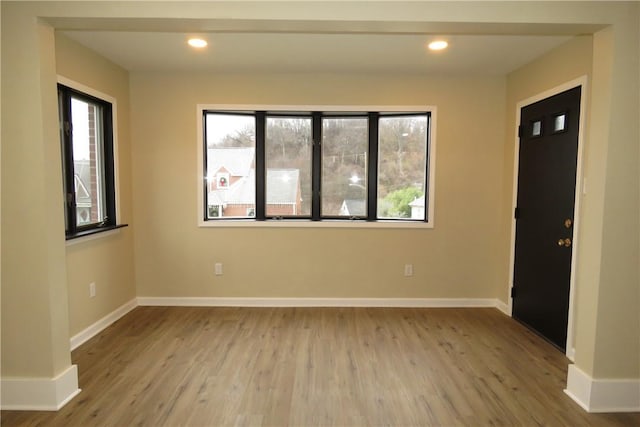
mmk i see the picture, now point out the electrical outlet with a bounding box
[404,264,413,277]
[214,263,223,276]
[89,282,96,298]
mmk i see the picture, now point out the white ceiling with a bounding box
[61,31,572,75]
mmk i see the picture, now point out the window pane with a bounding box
[378,116,428,220]
[532,120,542,137]
[71,97,106,227]
[205,114,256,218]
[321,117,368,217]
[553,114,567,132]
[266,116,312,216]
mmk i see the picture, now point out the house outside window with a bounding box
[216,172,230,189]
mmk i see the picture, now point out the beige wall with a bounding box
[588,14,639,379]
[55,34,136,337]
[130,73,507,299]
[1,0,638,402]
[1,6,70,377]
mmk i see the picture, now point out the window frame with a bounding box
[58,78,124,240]
[197,105,437,229]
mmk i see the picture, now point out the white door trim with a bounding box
[507,76,588,361]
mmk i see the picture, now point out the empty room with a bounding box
[1,1,639,426]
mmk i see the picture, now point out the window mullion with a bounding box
[367,112,379,221]
[311,112,322,221]
[255,112,266,220]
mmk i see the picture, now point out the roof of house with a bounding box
[207,148,254,177]
[340,199,366,216]
[409,195,425,207]
[208,168,300,206]
[226,172,255,204]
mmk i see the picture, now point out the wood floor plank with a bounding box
[2,307,639,426]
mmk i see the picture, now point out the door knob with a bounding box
[557,238,572,247]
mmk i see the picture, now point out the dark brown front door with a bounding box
[512,86,581,350]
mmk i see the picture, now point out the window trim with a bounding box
[58,76,125,239]
[197,104,437,229]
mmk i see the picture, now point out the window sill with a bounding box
[198,220,433,229]
[65,224,128,246]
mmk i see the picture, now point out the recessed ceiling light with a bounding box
[428,40,448,51]
[188,38,208,48]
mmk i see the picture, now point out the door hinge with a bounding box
[514,207,520,219]
[518,125,523,138]
[511,287,516,298]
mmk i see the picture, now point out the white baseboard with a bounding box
[495,299,510,315]
[565,364,640,412]
[70,298,137,351]
[137,296,504,308]
[1,365,81,411]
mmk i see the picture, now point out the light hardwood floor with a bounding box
[2,307,639,426]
